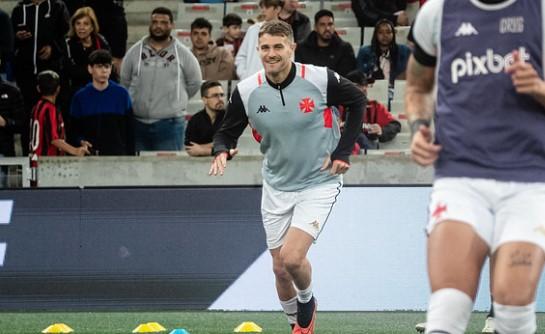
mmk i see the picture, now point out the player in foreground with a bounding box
[407,1,545,333]
[210,20,365,334]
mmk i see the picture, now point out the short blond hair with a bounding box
[258,20,294,41]
[68,7,100,39]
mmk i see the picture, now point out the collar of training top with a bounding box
[479,0,509,4]
[265,62,297,90]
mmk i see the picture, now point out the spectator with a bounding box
[11,0,70,155]
[121,7,202,152]
[184,81,226,157]
[70,50,133,155]
[0,73,24,186]
[345,70,400,150]
[278,0,311,44]
[86,0,127,74]
[63,6,111,142]
[216,13,245,57]
[295,9,356,77]
[0,9,14,79]
[190,18,235,81]
[351,0,409,27]
[235,0,283,79]
[356,19,411,83]
[30,70,90,157]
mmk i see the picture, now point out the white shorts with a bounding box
[261,180,342,249]
[427,177,545,253]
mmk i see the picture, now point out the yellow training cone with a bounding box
[132,322,166,333]
[234,321,263,333]
[42,323,74,333]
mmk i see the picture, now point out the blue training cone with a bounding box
[169,330,190,334]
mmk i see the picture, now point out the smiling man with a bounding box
[210,20,365,334]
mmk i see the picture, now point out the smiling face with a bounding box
[258,33,295,79]
[75,15,94,41]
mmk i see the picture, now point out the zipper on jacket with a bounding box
[33,4,39,74]
[278,85,285,106]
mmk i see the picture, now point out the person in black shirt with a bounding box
[185,81,226,157]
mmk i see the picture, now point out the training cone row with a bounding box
[132,322,166,333]
[42,323,74,333]
[234,321,262,333]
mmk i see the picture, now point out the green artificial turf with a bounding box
[0,311,544,334]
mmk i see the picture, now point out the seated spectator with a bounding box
[356,19,411,83]
[184,81,226,157]
[30,70,90,157]
[235,0,283,79]
[295,9,356,77]
[351,0,409,27]
[345,70,401,150]
[86,0,127,74]
[190,18,235,81]
[216,13,245,57]
[70,50,133,155]
[279,0,311,44]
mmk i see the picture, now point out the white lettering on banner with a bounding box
[0,200,14,267]
[450,47,530,84]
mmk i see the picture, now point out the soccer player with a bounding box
[407,1,545,334]
[29,70,90,157]
[210,20,365,334]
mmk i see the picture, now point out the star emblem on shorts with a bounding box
[431,203,448,221]
[311,220,320,231]
[299,97,315,113]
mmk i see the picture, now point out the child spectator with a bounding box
[216,13,245,57]
[29,70,90,157]
[70,50,133,155]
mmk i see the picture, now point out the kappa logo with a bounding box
[257,105,270,113]
[535,225,545,237]
[455,22,479,37]
[0,200,14,267]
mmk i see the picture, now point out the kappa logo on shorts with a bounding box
[431,203,448,221]
[535,225,545,237]
[311,220,320,231]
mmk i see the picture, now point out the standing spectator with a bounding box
[184,81,226,157]
[356,19,411,83]
[345,70,400,150]
[351,0,409,27]
[216,13,245,57]
[86,0,127,75]
[295,10,357,77]
[121,7,201,152]
[0,76,23,157]
[190,18,235,81]
[11,0,70,155]
[30,70,90,157]
[0,9,14,79]
[71,50,133,155]
[235,0,283,80]
[278,0,311,44]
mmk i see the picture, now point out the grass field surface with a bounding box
[1,311,544,334]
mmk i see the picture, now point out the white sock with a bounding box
[296,284,313,303]
[279,296,297,325]
[425,288,473,334]
[493,301,536,334]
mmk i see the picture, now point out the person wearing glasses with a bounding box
[184,81,228,157]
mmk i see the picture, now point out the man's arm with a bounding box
[180,44,203,98]
[52,139,89,156]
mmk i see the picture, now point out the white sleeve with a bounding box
[412,0,444,57]
[235,25,257,79]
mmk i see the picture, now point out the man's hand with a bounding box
[186,142,211,157]
[112,57,123,74]
[74,145,90,157]
[506,50,545,103]
[0,116,6,127]
[368,123,382,136]
[396,11,409,26]
[38,45,52,60]
[80,140,93,150]
[15,30,32,40]
[209,151,228,176]
[320,155,350,175]
[410,125,441,166]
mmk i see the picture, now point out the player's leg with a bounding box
[491,242,544,334]
[425,220,489,334]
[261,180,298,328]
[424,178,494,334]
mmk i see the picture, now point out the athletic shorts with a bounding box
[261,180,342,250]
[427,177,545,253]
